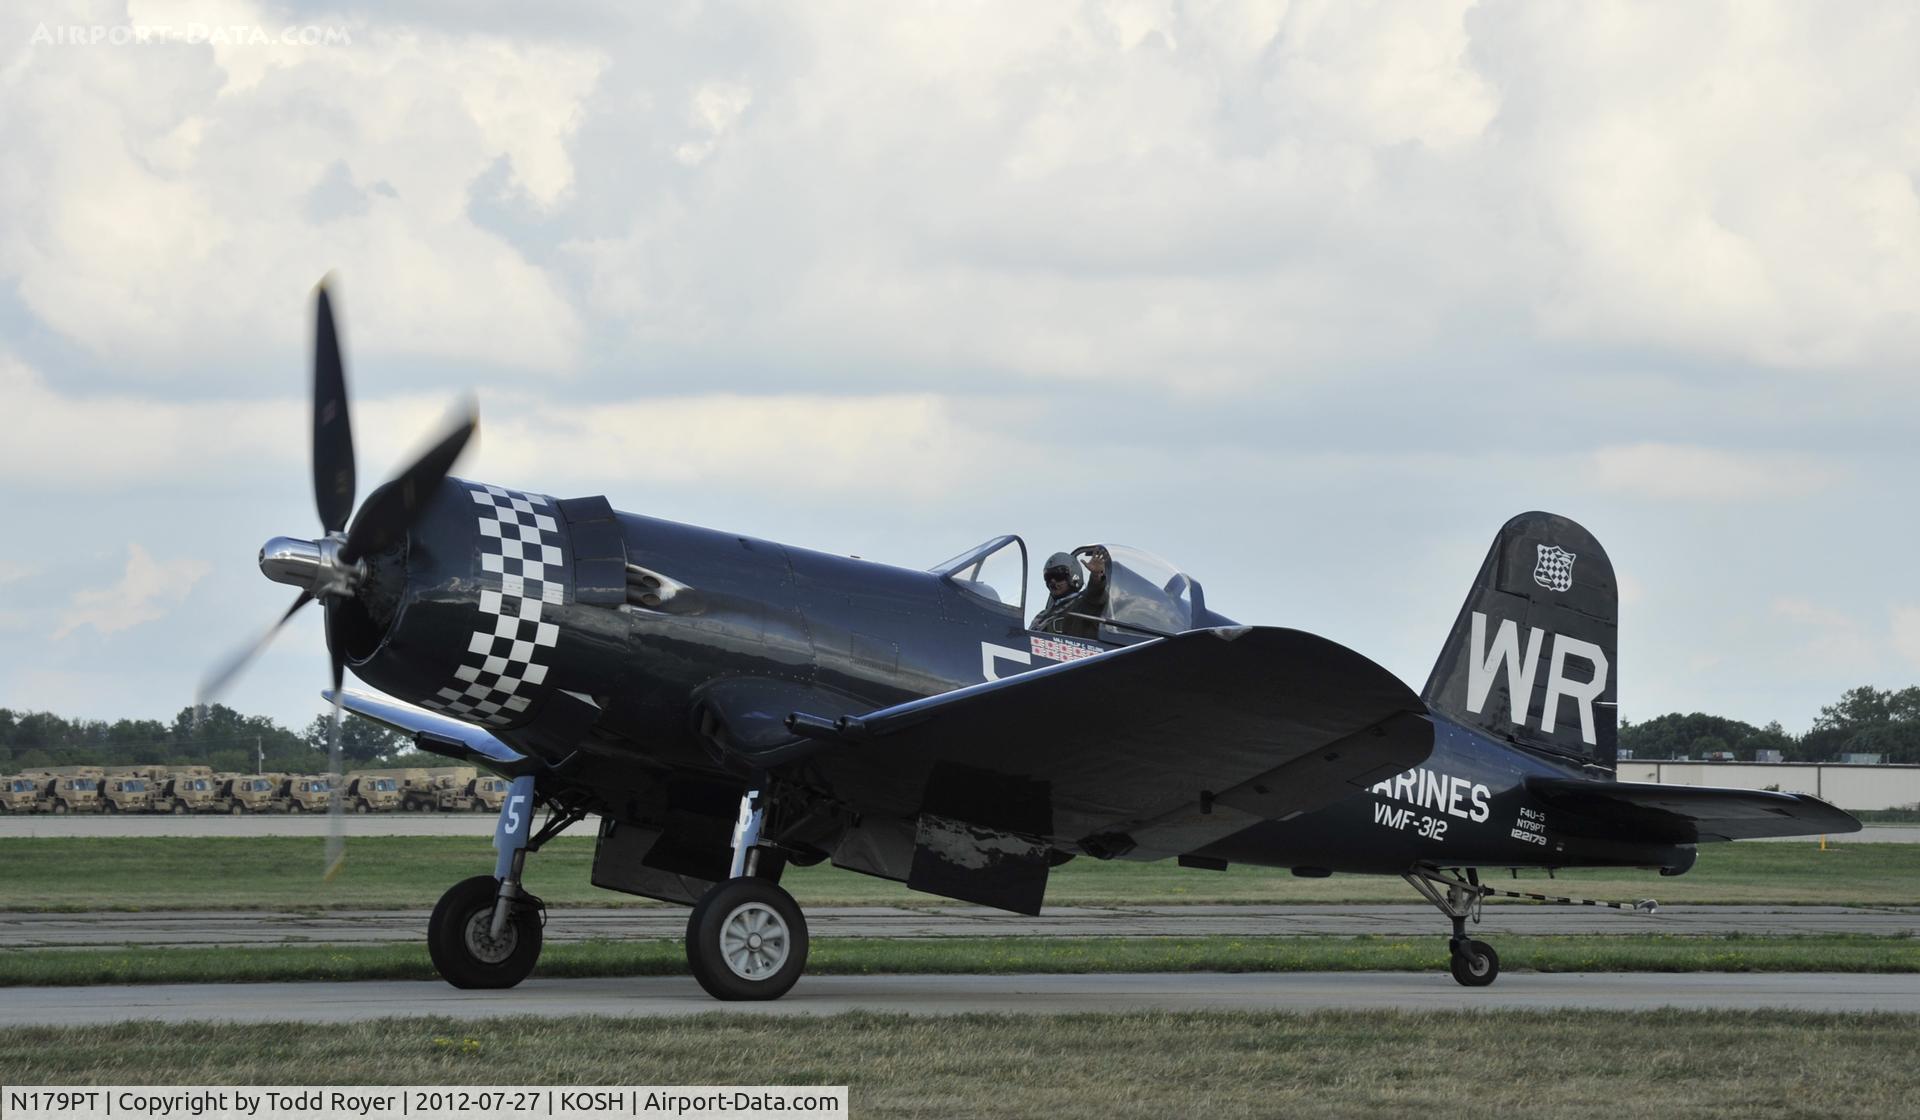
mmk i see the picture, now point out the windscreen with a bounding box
[1102,545,1197,635]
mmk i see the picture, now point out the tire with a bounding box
[428,875,542,990]
[52,802,69,816]
[1449,939,1500,987]
[288,802,303,814]
[230,803,244,815]
[355,801,370,814]
[172,803,188,815]
[685,878,809,1001]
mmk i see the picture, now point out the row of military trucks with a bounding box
[0,765,511,815]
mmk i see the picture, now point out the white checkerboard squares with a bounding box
[421,482,566,728]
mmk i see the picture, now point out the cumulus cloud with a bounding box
[0,0,602,378]
[53,544,210,639]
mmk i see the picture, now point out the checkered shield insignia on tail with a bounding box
[1533,544,1576,593]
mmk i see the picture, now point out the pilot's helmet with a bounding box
[1043,552,1082,595]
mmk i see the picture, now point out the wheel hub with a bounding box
[719,902,789,980]
[462,908,518,964]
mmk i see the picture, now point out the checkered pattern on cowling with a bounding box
[421,483,564,727]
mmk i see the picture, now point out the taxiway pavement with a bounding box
[2,972,1915,1026]
[4,904,1914,948]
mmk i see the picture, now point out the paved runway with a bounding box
[3,972,1916,1026]
[5,904,1914,948]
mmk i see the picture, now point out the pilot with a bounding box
[1031,549,1108,639]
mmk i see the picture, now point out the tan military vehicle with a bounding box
[1,774,44,812]
[401,767,480,812]
[148,767,217,814]
[337,772,402,813]
[99,773,153,813]
[214,773,281,814]
[468,775,511,812]
[280,774,332,813]
[27,768,104,814]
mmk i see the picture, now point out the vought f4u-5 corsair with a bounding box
[212,284,1859,1001]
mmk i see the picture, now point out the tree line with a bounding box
[1621,685,1920,763]
[0,704,413,774]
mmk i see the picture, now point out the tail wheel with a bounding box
[1449,939,1500,987]
[428,875,542,990]
[685,878,809,1001]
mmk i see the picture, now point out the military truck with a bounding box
[402,767,480,812]
[1,775,43,812]
[468,775,511,812]
[279,775,332,813]
[26,768,104,814]
[337,772,402,813]
[214,773,281,814]
[99,774,153,813]
[146,767,217,814]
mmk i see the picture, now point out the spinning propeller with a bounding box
[197,279,477,878]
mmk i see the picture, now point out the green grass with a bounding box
[4,835,1917,911]
[2,1010,1917,1118]
[4,934,1917,987]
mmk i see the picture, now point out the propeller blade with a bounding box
[339,399,478,564]
[323,657,347,882]
[195,591,314,705]
[313,282,356,535]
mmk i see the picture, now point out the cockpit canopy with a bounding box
[932,537,1229,640]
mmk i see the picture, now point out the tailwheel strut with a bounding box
[1404,867,1500,988]
[685,774,809,1001]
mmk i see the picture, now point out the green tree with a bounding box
[301,713,409,765]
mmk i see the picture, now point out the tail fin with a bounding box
[1422,512,1618,772]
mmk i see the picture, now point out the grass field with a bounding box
[2,1010,1915,1118]
[4,835,1917,911]
[4,934,1917,987]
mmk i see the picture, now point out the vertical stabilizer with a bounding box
[1422,512,1618,771]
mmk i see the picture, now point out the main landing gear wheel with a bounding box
[1449,939,1500,987]
[429,874,542,989]
[685,878,809,1001]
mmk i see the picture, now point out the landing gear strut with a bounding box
[685,777,810,1001]
[427,794,584,989]
[1405,867,1500,988]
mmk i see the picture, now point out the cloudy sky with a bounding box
[3,0,1919,739]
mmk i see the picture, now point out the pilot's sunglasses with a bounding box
[1045,570,1071,582]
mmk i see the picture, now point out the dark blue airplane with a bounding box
[209,284,1859,1001]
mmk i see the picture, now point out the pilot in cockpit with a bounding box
[1031,549,1109,639]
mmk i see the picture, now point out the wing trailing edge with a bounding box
[1526,777,1861,843]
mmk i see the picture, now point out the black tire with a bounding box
[1449,939,1500,987]
[52,802,69,816]
[172,803,188,815]
[428,875,542,990]
[685,878,809,1001]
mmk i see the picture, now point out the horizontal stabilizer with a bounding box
[1527,777,1861,843]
